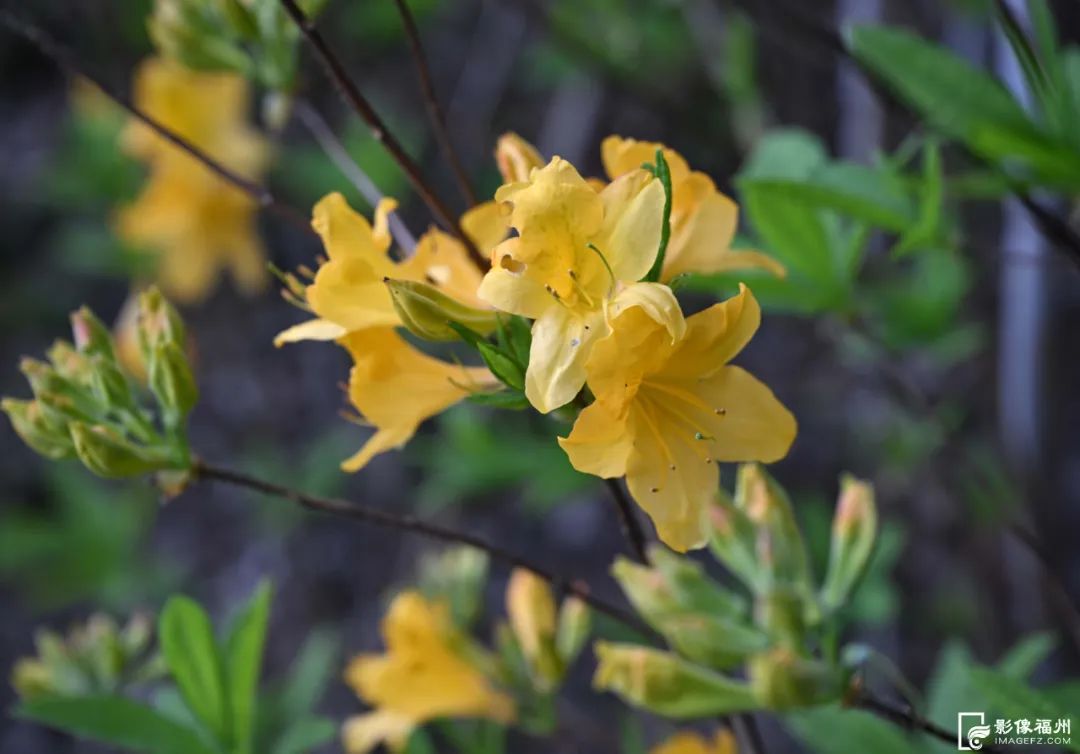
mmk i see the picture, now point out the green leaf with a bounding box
[969,667,1080,753]
[476,342,525,392]
[786,705,923,754]
[159,595,231,745]
[275,628,339,721]
[467,390,531,410]
[849,25,1080,188]
[17,695,219,754]
[224,582,273,754]
[996,631,1056,680]
[271,716,336,754]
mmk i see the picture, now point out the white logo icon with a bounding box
[958,712,992,751]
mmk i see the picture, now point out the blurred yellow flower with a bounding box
[115,57,269,303]
[275,192,488,346]
[652,730,739,754]
[602,136,784,282]
[339,328,497,472]
[559,285,796,552]
[478,157,684,413]
[342,591,514,753]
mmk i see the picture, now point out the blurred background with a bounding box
[1,0,1079,751]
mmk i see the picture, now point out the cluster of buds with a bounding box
[2,287,196,481]
[595,464,878,716]
[149,0,327,116]
[12,614,163,700]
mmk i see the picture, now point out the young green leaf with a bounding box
[17,695,219,754]
[159,595,231,745]
[224,582,273,754]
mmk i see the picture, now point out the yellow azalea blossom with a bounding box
[651,730,738,754]
[479,157,685,413]
[342,591,514,753]
[115,57,269,302]
[339,328,498,472]
[275,192,490,346]
[559,285,796,552]
[602,136,785,282]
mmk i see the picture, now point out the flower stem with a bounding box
[276,0,488,269]
[603,478,649,563]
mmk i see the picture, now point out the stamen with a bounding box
[695,432,715,441]
[544,284,570,308]
[714,407,727,415]
[567,269,595,307]
[586,243,617,296]
[650,487,659,493]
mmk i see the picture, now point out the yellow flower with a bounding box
[275,193,488,345]
[651,730,739,754]
[602,136,785,282]
[558,285,796,552]
[342,591,514,753]
[339,328,497,472]
[115,57,269,302]
[478,157,685,413]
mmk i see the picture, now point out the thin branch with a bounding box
[855,691,1004,753]
[1009,523,1080,651]
[277,0,488,269]
[192,458,654,637]
[390,0,477,208]
[0,10,313,235]
[294,100,418,253]
[603,478,649,563]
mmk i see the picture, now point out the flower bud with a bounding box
[11,659,52,700]
[418,546,489,628]
[385,278,499,342]
[113,293,148,382]
[748,648,843,710]
[593,642,758,718]
[708,489,762,591]
[736,464,812,595]
[755,587,806,649]
[137,287,186,356]
[555,597,590,666]
[506,568,562,690]
[148,342,198,427]
[2,398,74,460]
[69,422,167,478]
[70,306,115,360]
[88,356,136,412]
[612,549,762,670]
[46,340,92,385]
[495,133,544,184]
[821,475,877,612]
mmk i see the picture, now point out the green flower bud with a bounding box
[593,642,758,718]
[612,548,761,669]
[821,475,877,612]
[736,464,813,597]
[11,659,52,700]
[708,489,762,591]
[555,597,590,667]
[148,342,198,427]
[507,569,563,691]
[386,278,499,342]
[755,587,806,649]
[748,648,843,710]
[70,307,115,360]
[137,287,186,355]
[46,340,92,385]
[2,398,74,460]
[69,423,168,478]
[88,356,136,412]
[418,546,489,628]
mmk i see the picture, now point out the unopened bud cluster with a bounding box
[596,464,877,716]
[2,287,197,480]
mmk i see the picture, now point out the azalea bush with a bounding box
[1,1,1079,753]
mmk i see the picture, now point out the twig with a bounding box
[0,9,313,235]
[192,459,654,637]
[294,100,418,253]
[731,714,766,754]
[855,691,1004,753]
[277,0,487,269]
[603,478,649,563]
[1009,523,1080,651]
[390,0,477,208]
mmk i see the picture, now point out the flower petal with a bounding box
[312,192,397,272]
[461,200,510,255]
[306,255,400,332]
[477,239,555,319]
[273,318,347,347]
[398,229,487,308]
[593,170,666,283]
[558,398,633,478]
[609,282,686,343]
[665,284,761,380]
[525,306,607,413]
[341,711,415,754]
[600,135,690,184]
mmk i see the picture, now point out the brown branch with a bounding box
[277,0,488,269]
[191,458,654,637]
[390,0,477,208]
[603,478,649,563]
[0,10,313,236]
[855,691,1004,753]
